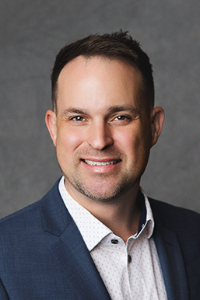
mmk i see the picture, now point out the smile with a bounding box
[83,159,120,166]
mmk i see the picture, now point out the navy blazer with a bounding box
[0,179,200,299]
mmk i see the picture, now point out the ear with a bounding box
[150,106,165,147]
[45,110,57,146]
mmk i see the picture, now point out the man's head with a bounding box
[51,30,154,115]
[46,31,164,204]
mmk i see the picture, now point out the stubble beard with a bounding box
[61,168,137,203]
[57,147,145,203]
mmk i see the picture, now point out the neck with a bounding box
[65,180,142,242]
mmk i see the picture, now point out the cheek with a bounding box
[115,127,150,164]
[57,127,84,152]
[115,130,139,152]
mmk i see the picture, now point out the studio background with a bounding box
[1,0,200,218]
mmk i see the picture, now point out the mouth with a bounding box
[81,159,121,166]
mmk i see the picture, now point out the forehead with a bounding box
[56,56,143,111]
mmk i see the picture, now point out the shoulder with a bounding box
[149,197,200,217]
[0,192,45,236]
[149,197,200,233]
[0,179,61,233]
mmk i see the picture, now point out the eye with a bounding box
[110,114,132,126]
[114,115,130,121]
[71,116,85,122]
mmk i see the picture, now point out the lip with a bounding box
[80,158,122,173]
[81,158,120,162]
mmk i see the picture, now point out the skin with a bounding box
[46,56,164,241]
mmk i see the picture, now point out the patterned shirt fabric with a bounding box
[59,176,167,300]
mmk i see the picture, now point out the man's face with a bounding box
[46,56,163,203]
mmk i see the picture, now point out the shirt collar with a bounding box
[59,176,154,251]
[136,188,154,239]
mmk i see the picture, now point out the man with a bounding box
[0,31,199,300]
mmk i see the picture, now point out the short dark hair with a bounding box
[51,30,154,113]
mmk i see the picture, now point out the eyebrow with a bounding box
[107,105,140,115]
[62,108,89,115]
[61,105,140,116]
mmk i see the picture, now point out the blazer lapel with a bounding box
[41,180,111,300]
[151,202,189,300]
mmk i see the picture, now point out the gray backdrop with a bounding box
[1,0,200,218]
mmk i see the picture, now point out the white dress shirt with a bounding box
[59,176,167,300]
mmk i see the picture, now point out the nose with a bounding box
[87,121,114,150]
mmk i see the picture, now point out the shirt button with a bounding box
[111,239,118,244]
[128,255,132,263]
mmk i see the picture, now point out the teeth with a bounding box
[84,160,117,166]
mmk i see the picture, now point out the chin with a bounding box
[74,178,135,203]
[63,167,140,202]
